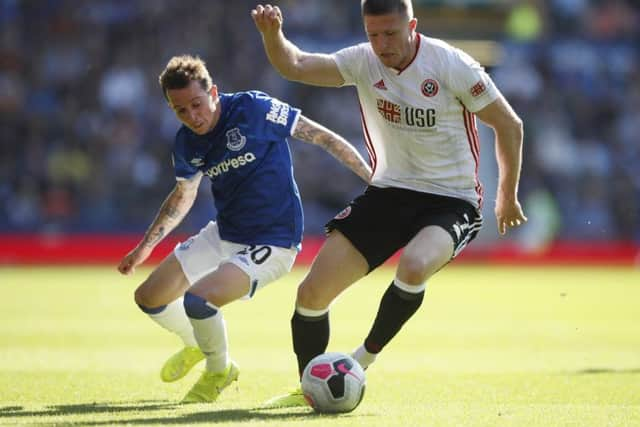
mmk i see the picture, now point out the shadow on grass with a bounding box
[0,400,179,418]
[0,401,369,425]
[69,409,365,425]
[575,368,640,375]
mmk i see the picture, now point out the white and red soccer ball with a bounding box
[301,352,366,413]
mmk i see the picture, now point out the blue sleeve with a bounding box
[247,91,301,141]
[172,129,200,180]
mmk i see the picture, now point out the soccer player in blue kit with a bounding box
[117,55,371,403]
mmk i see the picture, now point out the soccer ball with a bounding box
[301,352,366,413]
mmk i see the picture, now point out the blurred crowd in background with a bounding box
[1,0,639,248]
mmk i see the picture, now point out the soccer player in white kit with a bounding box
[252,0,527,408]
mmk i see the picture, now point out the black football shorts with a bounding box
[325,186,483,272]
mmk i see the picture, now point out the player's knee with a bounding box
[134,282,160,309]
[183,291,218,319]
[296,281,331,311]
[398,253,435,284]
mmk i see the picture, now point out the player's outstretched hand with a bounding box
[251,4,283,36]
[495,196,527,235]
[117,245,152,275]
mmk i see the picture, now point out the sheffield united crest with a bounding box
[421,79,439,97]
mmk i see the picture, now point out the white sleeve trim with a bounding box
[332,53,350,87]
[176,171,203,181]
[289,109,301,136]
[465,86,500,113]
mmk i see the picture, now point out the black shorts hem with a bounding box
[324,186,483,273]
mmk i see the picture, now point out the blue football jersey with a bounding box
[172,91,303,248]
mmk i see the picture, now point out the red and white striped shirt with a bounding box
[333,34,499,208]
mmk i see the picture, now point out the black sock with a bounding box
[364,281,424,354]
[291,310,329,378]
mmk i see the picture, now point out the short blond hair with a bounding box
[158,55,213,100]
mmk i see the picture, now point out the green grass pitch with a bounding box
[1,264,639,426]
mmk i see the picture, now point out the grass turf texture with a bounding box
[1,265,639,426]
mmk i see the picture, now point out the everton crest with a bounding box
[226,128,246,151]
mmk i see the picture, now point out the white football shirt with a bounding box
[333,34,499,208]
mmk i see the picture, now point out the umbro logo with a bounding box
[373,79,387,90]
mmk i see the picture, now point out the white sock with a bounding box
[352,344,377,370]
[188,308,229,373]
[148,298,197,347]
[393,277,427,293]
[296,305,330,317]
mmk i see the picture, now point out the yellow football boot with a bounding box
[160,346,205,383]
[181,361,240,404]
[261,387,308,409]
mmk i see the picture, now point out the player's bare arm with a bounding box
[475,95,527,235]
[117,175,201,275]
[293,115,372,183]
[142,176,201,248]
[251,4,344,87]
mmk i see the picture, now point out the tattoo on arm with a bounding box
[144,226,165,248]
[141,183,197,248]
[293,117,323,144]
[294,116,371,182]
[163,205,181,219]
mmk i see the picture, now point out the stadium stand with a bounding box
[1,0,638,263]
